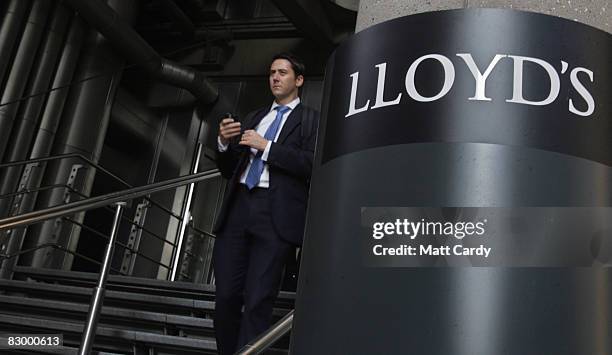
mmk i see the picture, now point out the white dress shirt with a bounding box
[218,97,300,188]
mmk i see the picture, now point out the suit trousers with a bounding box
[213,185,293,354]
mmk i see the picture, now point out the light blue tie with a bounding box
[244,105,290,189]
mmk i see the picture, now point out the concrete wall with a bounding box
[356,0,611,33]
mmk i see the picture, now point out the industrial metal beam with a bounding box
[270,0,336,49]
[63,0,218,105]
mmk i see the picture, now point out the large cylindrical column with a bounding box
[29,16,86,162]
[0,3,72,217]
[22,0,139,270]
[291,2,611,355]
[0,15,87,279]
[355,1,611,33]
[0,0,51,161]
[0,0,31,93]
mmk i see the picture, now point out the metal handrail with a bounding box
[0,169,220,231]
[67,187,179,247]
[64,217,172,270]
[0,242,61,261]
[2,152,218,277]
[170,142,203,281]
[0,168,221,353]
[2,157,290,353]
[236,310,294,355]
[0,183,71,201]
[0,163,290,353]
[0,242,124,274]
[0,169,221,278]
[3,179,184,251]
[0,152,183,221]
[0,153,88,168]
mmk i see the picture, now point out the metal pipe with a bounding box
[0,170,220,231]
[170,142,202,281]
[56,73,124,270]
[62,0,218,105]
[0,0,52,161]
[0,3,72,216]
[0,0,30,91]
[0,0,53,278]
[10,16,86,269]
[28,0,138,270]
[236,310,294,355]
[29,16,86,162]
[78,202,125,355]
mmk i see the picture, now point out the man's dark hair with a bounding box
[272,52,306,78]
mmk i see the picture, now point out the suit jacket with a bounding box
[214,102,319,246]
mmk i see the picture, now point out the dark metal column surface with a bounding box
[3,16,88,272]
[23,0,138,270]
[0,0,51,161]
[0,0,30,93]
[0,3,72,216]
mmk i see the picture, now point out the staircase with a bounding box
[0,266,295,354]
[0,160,294,353]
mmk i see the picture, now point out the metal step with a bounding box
[1,269,294,354]
[5,347,120,355]
[0,294,214,337]
[0,278,215,317]
[0,313,217,354]
[12,266,217,297]
[12,266,296,308]
[5,346,79,354]
[0,278,291,320]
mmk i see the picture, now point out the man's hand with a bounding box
[239,130,269,152]
[219,118,241,145]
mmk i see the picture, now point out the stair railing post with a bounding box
[79,201,125,355]
[169,142,202,281]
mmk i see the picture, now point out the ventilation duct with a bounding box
[63,0,218,105]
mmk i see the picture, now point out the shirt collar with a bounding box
[271,97,300,113]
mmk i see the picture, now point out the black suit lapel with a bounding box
[277,104,302,144]
[245,106,271,131]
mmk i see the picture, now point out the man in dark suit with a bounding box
[213,53,318,354]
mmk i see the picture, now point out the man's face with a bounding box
[269,58,303,101]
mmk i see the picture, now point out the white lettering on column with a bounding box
[457,53,506,101]
[569,67,595,117]
[506,55,560,106]
[405,54,455,102]
[371,63,402,109]
[345,71,371,118]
